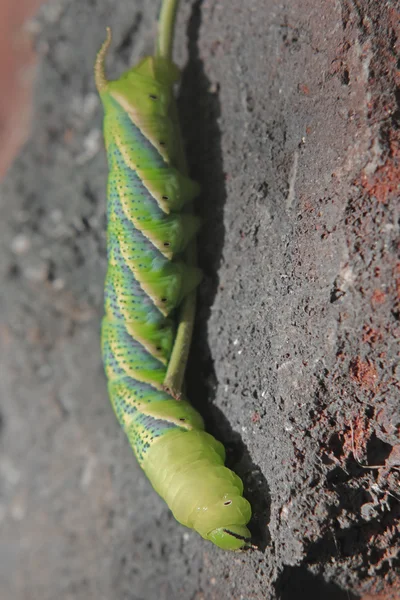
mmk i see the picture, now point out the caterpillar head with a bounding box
[194,491,252,551]
[207,524,252,551]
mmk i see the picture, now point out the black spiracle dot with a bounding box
[149,94,158,100]
[162,195,169,200]
[161,297,167,303]
[163,242,170,247]
[156,346,162,351]
[159,141,166,146]
[179,418,186,422]
[224,500,232,506]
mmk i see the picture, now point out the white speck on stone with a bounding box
[52,278,65,291]
[72,93,99,121]
[81,455,97,489]
[75,129,102,164]
[286,150,299,209]
[281,505,289,519]
[241,426,247,433]
[237,349,242,355]
[383,223,395,232]
[340,264,354,285]
[183,532,190,542]
[50,209,63,223]
[10,234,31,255]
[83,93,99,117]
[71,94,100,132]
[233,338,239,346]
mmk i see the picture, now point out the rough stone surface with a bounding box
[0,1,399,599]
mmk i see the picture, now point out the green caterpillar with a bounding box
[95,0,251,550]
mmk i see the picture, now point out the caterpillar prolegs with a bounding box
[95,0,252,550]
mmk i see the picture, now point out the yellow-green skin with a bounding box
[96,37,251,551]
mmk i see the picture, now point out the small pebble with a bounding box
[50,209,63,223]
[52,278,65,291]
[10,234,31,255]
[75,129,102,165]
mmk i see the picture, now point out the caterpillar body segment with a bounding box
[96,1,252,551]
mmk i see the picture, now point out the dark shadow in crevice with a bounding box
[179,0,270,551]
[276,566,360,600]
[214,407,272,551]
[366,432,392,466]
[303,442,400,583]
[305,499,400,576]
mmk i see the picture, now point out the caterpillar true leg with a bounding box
[95,0,252,550]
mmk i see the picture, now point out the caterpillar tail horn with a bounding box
[95,27,112,93]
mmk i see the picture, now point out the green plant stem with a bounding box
[156,0,180,61]
[160,0,198,400]
[163,95,198,400]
